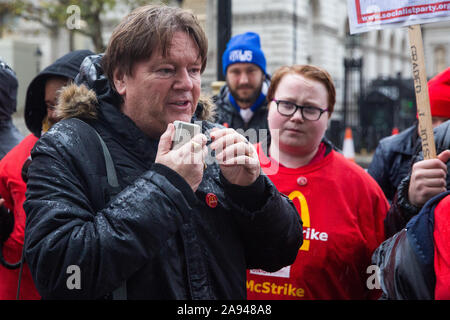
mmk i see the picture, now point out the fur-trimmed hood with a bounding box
[24,50,94,137]
[54,53,215,124]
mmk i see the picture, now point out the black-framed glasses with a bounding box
[272,99,328,121]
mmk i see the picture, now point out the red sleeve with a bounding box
[0,134,37,249]
[433,195,450,300]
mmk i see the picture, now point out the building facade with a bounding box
[1,0,448,138]
[204,0,416,115]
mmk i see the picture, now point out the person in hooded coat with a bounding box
[368,67,450,202]
[372,128,450,298]
[22,5,302,300]
[372,69,450,299]
[0,50,93,299]
[384,68,450,237]
[0,60,23,159]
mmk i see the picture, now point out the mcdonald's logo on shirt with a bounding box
[288,190,328,251]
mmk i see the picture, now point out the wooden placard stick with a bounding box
[408,24,436,160]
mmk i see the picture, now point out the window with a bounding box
[434,46,447,75]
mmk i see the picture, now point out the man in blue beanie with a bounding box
[214,32,269,143]
[0,60,23,160]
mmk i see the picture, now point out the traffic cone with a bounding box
[391,127,399,135]
[343,127,355,162]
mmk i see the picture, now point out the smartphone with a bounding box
[172,121,201,150]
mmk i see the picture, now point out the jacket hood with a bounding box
[0,59,18,121]
[24,49,94,137]
[55,54,215,123]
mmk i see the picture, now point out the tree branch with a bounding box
[19,12,57,30]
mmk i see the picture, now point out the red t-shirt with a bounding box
[433,194,450,299]
[247,143,389,299]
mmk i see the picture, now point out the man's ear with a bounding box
[113,69,126,95]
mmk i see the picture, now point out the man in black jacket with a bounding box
[214,32,270,143]
[383,121,450,237]
[371,70,450,298]
[23,5,302,300]
[381,68,450,236]
[372,121,450,299]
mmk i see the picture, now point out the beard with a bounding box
[229,81,264,106]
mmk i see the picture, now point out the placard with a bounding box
[348,0,450,34]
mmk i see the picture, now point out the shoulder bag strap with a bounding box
[71,118,127,300]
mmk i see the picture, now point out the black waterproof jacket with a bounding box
[368,125,418,202]
[23,55,302,300]
[213,80,270,143]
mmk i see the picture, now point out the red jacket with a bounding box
[0,133,40,299]
[434,194,450,299]
[247,142,389,299]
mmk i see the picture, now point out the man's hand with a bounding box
[408,150,450,207]
[209,128,260,186]
[155,123,207,192]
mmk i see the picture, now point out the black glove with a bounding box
[0,202,14,243]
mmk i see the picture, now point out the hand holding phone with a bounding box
[155,122,206,192]
[171,121,201,150]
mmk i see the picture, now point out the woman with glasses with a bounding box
[246,65,389,299]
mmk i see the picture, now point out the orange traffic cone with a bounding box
[391,127,399,135]
[343,127,355,162]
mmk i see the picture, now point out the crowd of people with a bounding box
[0,3,448,300]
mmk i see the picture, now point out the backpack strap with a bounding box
[70,118,127,300]
[91,128,120,190]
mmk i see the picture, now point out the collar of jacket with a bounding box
[94,91,162,164]
[382,125,418,156]
[405,190,450,291]
[433,119,450,158]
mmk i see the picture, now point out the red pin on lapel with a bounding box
[206,193,218,208]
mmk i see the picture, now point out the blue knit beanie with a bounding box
[222,32,267,76]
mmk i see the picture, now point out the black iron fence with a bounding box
[326,76,417,153]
